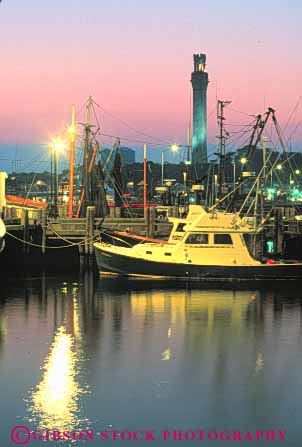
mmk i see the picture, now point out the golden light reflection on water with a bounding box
[29,327,81,430]
[161,348,171,361]
[28,291,89,431]
[255,351,264,375]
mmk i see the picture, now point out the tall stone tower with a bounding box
[191,53,209,166]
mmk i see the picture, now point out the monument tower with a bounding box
[191,53,209,165]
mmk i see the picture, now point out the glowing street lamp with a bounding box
[295,169,300,175]
[52,137,65,153]
[161,144,179,186]
[276,163,282,170]
[240,157,247,165]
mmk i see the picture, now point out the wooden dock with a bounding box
[3,200,302,265]
[2,203,172,260]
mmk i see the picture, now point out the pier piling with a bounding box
[21,209,29,254]
[85,206,96,258]
[41,208,47,254]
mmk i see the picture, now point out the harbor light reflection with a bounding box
[30,326,80,430]
[28,287,89,431]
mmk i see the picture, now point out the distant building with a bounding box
[100,147,136,171]
[120,147,135,164]
[100,149,111,167]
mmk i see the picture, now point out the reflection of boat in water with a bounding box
[0,218,5,253]
[94,206,302,281]
[129,288,256,324]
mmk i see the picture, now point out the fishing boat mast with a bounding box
[68,104,76,218]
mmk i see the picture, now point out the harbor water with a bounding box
[0,272,302,446]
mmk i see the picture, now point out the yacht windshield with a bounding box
[185,234,209,244]
[214,234,233,245]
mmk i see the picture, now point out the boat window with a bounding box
[185,233,209,244]
[146,251,152,255]
[214,234,233,245]
[164,252,172,256]
[176,223,186,232]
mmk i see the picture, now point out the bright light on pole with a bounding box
[52,137,66,153]
[162,144,179,186]
[240,157,247,165]
[51,137,66,218]
[276,163,282,170]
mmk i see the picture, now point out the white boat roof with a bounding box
[169,205,254,233]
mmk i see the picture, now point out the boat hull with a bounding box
[95,245,302,281]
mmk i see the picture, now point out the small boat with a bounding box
[94,206,302,281]
[0,218,6,253]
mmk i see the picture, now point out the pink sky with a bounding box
[0,0,301,160]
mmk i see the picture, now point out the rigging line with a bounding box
[226,122,257,137]
[108,165,135,217]
[255,161,285,225]
[273,114,299,180]
[232,128,257,144]
[209,178,249,212]
[225,106,256,117]
[228,125,256,134]
[239,149,275,217]
[100,229,133,247]
[246,152,283,221]
[226,122,256,127]
[208,104,217,119]
[226,132,253,150]
[23,152,53,203]
[95,102,171,145]
[18,149,49,173]
[101,143,135,217]
[47,223,99,245]
[98,132,180,147]
[75,99,88,119]
[286,120,302,145]
[259,136,287,180]
[93,106,101,131]
[227,129,255,139]
[283,97,302,133]
[6,230,98,249]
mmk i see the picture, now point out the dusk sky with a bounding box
[0,0,301,167]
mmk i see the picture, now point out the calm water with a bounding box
[0,272,302,446]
